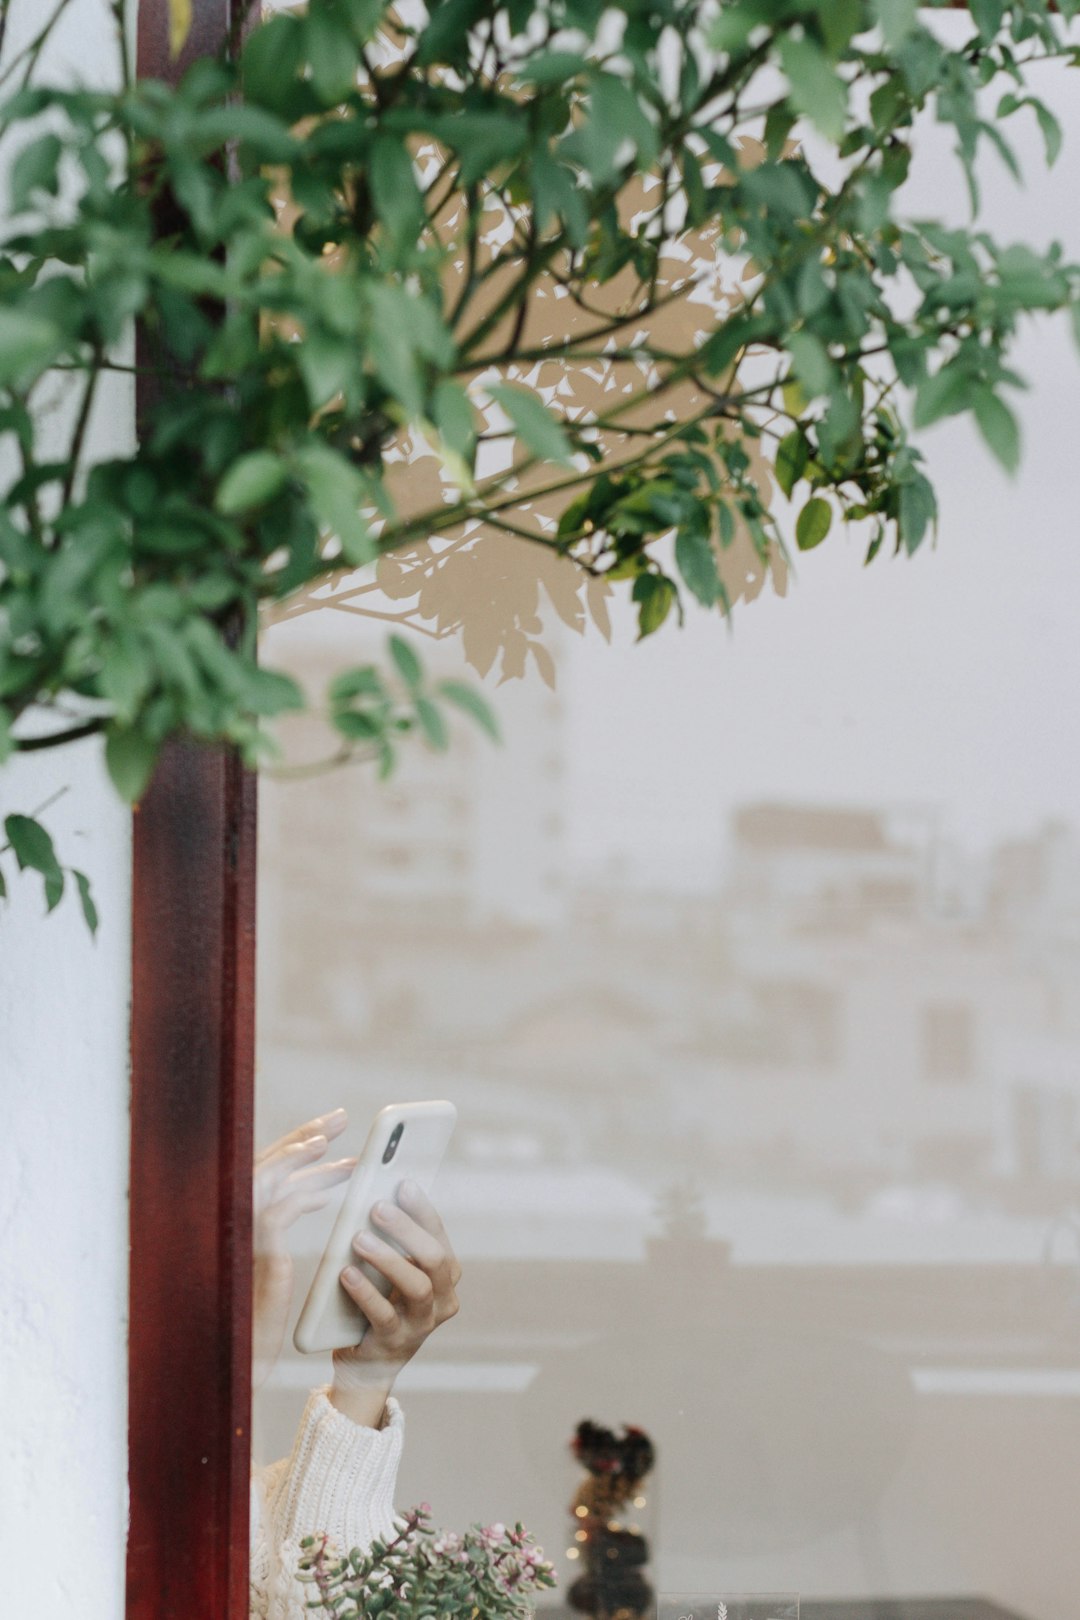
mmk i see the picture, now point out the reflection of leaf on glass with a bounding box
[271,533,610,687]
[264,132,790,682]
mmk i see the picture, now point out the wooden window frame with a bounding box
[127,8,254,1620]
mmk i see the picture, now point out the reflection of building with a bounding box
[709,801,1078,1187]
[989,818,1080,940]
[260,679,1080,1228]
[258,628,567,1049]
[728,801,937,928]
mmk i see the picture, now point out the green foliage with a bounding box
[0,805,98,931]
[297,1504,556,1619]
[2,0,1080,918]
[321,637,495,781]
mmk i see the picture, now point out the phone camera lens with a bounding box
[382,1123,404,1163]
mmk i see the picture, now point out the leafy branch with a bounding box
[0,0,1079,925]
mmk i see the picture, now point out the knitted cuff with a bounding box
[267,1386,405,1554]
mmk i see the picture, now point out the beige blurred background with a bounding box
[253,21,1080,1620]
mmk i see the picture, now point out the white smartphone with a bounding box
[293,1099,457,1355]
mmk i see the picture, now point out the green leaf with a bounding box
[11,133,63,212]
[0,309,63,388]
[329,665,384,704]
[782,376,811,419]
[742,161,815,218]
[415,0,485,67]
[519,51,589,85]
[589,73,659,172]
[898,472,937,555]
[972,388,1021,477]
[73,869,99,937]
[438,680,500,742]
[4,815,65,912]
[415,696,449,751]
[295,443,374,565]
[795,497,832,550]
[819,0,862,57]
[632,573,676,639]
[775,429,810,498]
[190,104,299,163]
[297,331,362,412]
[872,0,918,49]
[674,526,722,607]
[370,136,425,249]
[423,112,526,187]
[432,380,476,461]
[244,666,304,717]
[913,361,972,429]
[240,13,308,118]
[105,726,158,803]
[304,4,359,104]
[365,285,425,419]
[778,35,849,144]
[215,451,287,515]
[968,0,1005,43]
[796,256,829,318]
[5,814,56,874]
[388,633,423,690]
[43,865,64,912]
[785,329,835,399]
[98,638,153,723]
[487,383,574,466]
[1033,100,1064,167]
[333,708,381,740]
[709,9,759,51]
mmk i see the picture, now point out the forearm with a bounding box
[329,1353,404,1429]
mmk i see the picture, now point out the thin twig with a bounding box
[60,353,101,511]
[0,0,76,93]
[14,717,105,752]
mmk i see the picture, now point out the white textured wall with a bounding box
[0,4,134,1617]
[0,744,131,1618]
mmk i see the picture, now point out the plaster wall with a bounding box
[0,744,131,1619]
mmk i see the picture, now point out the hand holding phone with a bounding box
[294,1100,457,1355]
[329,1174,463,1422]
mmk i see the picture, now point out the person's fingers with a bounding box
[370,1198,460,1292]
[255,1109,347,1169]
[286,1156,356,1193]
[350,1228,437,1310]
[254,1134,329,1208]
[339,1264,399,1331]
[262,1172,352,1233]
[391,1183,463,1287]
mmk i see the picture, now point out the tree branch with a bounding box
[13,717,105,752]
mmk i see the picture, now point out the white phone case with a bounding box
[293,1100,457,1355]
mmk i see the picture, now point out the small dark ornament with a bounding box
[566,1418,656,1620]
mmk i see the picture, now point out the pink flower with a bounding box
[431,1532,464,1557]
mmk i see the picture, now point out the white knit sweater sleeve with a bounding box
[249,1388,406,1620]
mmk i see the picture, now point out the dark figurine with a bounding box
[567,1418,657,1620]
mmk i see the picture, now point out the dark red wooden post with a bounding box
[127,6,255,1620]
[127,744,255,1620]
